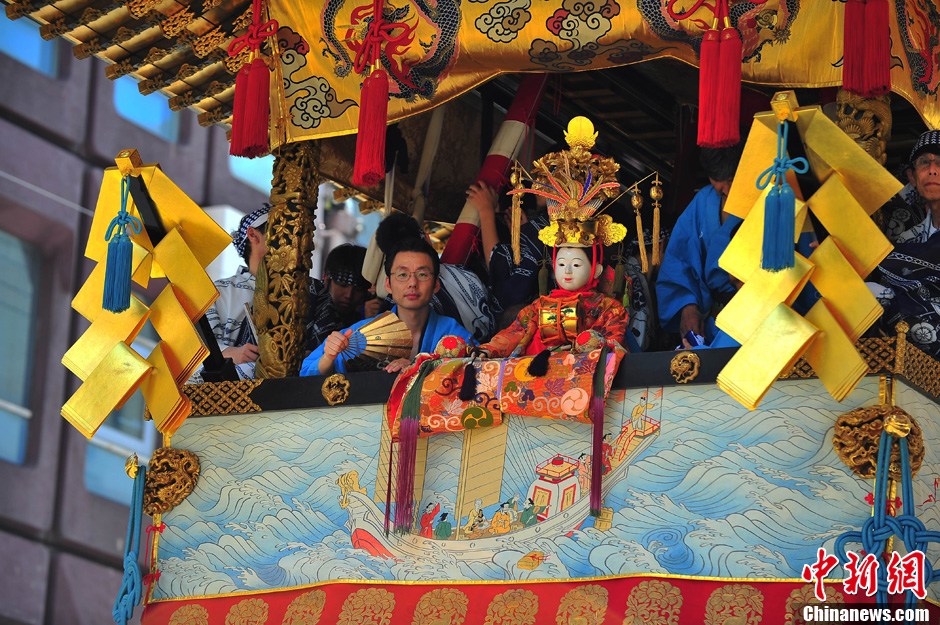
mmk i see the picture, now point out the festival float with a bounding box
[10,0,940,622]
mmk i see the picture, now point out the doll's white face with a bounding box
[554,247,598,291]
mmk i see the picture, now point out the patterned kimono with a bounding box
[188,267,257,383]
[479,290,628,357]
[868,217,940,358]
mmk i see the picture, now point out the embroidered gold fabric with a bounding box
[669,352,700,384]
[784,586,843,625]
[225,598,269,625]
[623,580,682,625]
[833,405,924,480]
[282,590,326,625]
[168,604,209,625]
[555,585,608,625]
[143,447,201,516]
[704,584,763,625]
[337,470,367,509]
[337,588,396,625]
[412,588,469,625]
[483,589,539,625]
[255,140,321,378]
[183,380,262,416]
[538,298,579,345]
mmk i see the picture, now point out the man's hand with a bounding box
[384,358,411,373]
[323,329,353,360]
[467,182,498,217]
[222,344,259,365]
[679,304,704,339]
[363,292,381,318]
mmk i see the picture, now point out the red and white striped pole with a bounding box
[440,73,549,266]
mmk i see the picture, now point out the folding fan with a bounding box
[338,311,413,370]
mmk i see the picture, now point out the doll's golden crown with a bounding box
[509,117,626,249]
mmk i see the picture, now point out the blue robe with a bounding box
[300,306,474,376]
[656,186,742,340]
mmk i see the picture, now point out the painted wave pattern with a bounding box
[154,379,940,602]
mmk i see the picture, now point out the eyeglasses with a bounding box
[913,154,940,172]
[391,269,434,282]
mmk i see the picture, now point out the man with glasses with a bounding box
[300,237,474,376]
[867,130,940,357]
[897,130,940,243]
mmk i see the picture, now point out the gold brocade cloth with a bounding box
[268,0,940,147]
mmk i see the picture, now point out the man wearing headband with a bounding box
[867,130,940,357]
[305,244,378,351]
[189,205,269,383]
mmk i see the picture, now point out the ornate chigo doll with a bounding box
[478,116,629,361]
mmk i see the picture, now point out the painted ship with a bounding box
[341,414,661,562]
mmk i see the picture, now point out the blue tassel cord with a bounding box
[756,122,808,272]
[835,423,940,611]
[112,466,146,625]
[103,176,143,313]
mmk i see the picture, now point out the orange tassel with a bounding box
[352,69,390,187]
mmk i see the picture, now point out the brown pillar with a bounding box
[253,140,321,378]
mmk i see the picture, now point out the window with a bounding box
[113,75,180,142]
[83,319,159,504]
[228,153,275,193]
[0,17,58,77]
[0,231,39,464]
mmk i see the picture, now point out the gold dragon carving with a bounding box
[833,405,924,480]
[834,89,892,166]
[255,140,321,379]
[143,447,201,516]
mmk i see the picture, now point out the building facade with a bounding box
[0,19,269,624]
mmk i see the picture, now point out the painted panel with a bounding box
[152,376,940,603]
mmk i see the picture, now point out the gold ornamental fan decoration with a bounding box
[715,91,902,410]
[338,311,413,370]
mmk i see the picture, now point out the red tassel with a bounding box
[842,0,866,95]
[710,24,742,148]
[228,66,250,156]
[352,69,390,187]
[843,0,891,97]
[231,57,272,158]
[863,0,890,96]
[697,27,721,147]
